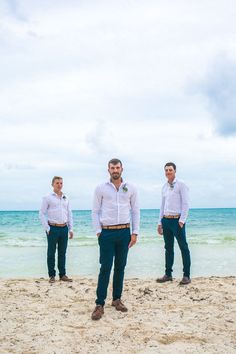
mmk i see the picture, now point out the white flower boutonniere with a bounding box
[122,184,128,192]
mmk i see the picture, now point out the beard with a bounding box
[111,172,121,180]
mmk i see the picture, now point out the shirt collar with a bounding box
[167,177,177,186]
[107,178,126,185]
[107,179,127,190]
[52,192,65,198]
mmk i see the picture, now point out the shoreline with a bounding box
[1,275,236,281]
[1,243,236,279]
[1,276,236,353]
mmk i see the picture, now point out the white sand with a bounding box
[0,277,236,353]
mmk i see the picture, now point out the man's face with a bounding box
[108,163,123,180]
[52,179,63,192]
[165,166,176,180]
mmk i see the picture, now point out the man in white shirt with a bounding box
[157,162,191,285]
[39,176,73,283]
[91,158,140,320]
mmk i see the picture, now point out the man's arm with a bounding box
[129,187,140,248]
[92,185,103,235]
[179,182,189,225]
[39,197,50,233]
[67,200,74,239]
[158,188,165,226]
[157,187,165,235]
[130,187,140,235]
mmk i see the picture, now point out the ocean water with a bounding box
[0,209,236,278]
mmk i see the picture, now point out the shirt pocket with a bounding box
[172,186,180,196]
[119,190,131,204]
[62,199,69,208]
[49,201,59,210]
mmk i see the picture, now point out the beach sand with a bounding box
[0,277,236,354]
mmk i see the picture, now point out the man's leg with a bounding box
[58,226,68,278]
[47,227,58,277]
[175,221,191,277]
[112,228,131,301]
[162,218,175,277]
[96,230,115,306]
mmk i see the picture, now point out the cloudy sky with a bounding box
[1,0,236,210]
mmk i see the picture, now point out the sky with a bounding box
[0,0,236,210]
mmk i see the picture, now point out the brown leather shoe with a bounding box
[49,276,55,283]
[91,305,104,320]
[112,299,128,312]
[156,275,173,283]
[179,276,191,285]
[60,275,73,282]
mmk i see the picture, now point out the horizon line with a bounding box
[0,207,236,212]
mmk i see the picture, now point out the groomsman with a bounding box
[91,158,140,320]
[39,176,74,283]
[157,163,191,285]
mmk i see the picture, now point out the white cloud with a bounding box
[194,54,236,136]
[0,0,236,209]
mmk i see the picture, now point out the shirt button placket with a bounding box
[117,190,120,225]
[60,197,63,223]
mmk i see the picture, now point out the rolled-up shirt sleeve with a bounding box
[130,187,140,235]
[179,183,189,224]
[39,196,50,232]
[67,201,73,232]
[92,185,103,234]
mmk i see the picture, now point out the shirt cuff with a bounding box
[46,226,50,233]
[132,230,139,235]
[179,219,186,224]
[96,228,102,234]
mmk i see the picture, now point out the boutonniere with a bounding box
[63,195,67,200]
[122,184,128,192]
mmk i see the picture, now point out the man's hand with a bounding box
[157,225,163,235]
[179,222,184,229]
[69,231,74,239]
[97,233,101,237]
[128,234,137,248]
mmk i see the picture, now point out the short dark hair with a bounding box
[108,158,122,167]
[52,176,63,185]
[164,162,176,171]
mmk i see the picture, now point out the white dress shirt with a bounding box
[158,178,189,225]
[39,192,73,232]
[92,180,140,235]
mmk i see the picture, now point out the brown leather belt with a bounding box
[102,223,130,230]
[163,215,180,219]
[49,222,67,227]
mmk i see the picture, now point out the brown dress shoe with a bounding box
[156,275,173,283]
[179,276,191,285]
[112,299,128,312]
[60,275,73,282]
[49,277,55,283]
[91,305,104,320]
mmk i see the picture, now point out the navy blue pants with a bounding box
[96,228,131,306]
[161,218,191,277]
[47,225,68,278]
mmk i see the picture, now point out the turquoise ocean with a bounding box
[0,209,236,278]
